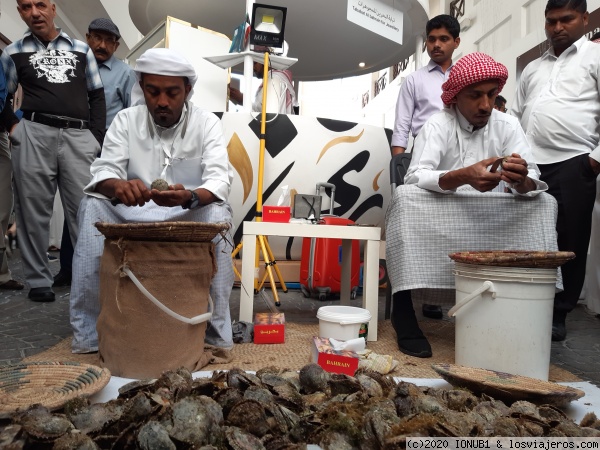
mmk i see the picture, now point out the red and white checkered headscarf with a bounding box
[441,52,508,106]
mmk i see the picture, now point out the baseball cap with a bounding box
[88,18,120,39]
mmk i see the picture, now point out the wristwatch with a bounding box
[182,189,200,209]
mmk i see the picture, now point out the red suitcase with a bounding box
[300,183,361,301]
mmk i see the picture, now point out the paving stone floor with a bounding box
[2,248,600,387]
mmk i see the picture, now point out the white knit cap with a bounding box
[131,48,197,104]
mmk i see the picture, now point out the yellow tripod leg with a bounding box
[263,236,288,293]
[231,241,243,280]
[257,234,281,306]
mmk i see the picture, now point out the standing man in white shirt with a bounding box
[390,15,460,326]
[512,0,600,341]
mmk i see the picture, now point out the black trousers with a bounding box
[59,220,73,273]
[539,154,597,315]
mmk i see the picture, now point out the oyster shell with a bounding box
[17,405,73,443]
[224,426,266,450]
[299,363,329,394]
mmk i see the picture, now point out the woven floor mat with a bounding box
[23,321,580,382]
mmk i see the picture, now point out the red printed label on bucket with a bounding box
[359,323,368,342]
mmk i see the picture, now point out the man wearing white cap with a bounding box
[69,48,235,354]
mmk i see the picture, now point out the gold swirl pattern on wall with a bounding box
[373,170,383,191]
[316,130,365,164]
[227,132,253,203]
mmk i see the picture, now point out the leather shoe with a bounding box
[391,299,433,358]
[422,303,443,320]
[28,287,55,302]
[0,279,24,290]
[53,270,72,287]
[397,336,433,358]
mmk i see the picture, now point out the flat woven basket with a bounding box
[0,362,111,418]
[432,363,584,406]
[448,250,575,269]
[94,221,229,242]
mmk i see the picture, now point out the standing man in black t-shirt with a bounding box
[0,0,105,302]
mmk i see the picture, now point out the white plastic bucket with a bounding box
[450,262,557,381]
[317,305,371,341]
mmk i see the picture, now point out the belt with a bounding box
[23,112,89,130]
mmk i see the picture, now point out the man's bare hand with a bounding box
[465,157,503,192]
[499,153,529,186]
[439,157,502,192]
[151,183,191,207]
[111,179,152,207]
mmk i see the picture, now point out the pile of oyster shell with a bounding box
[1,363,599,449]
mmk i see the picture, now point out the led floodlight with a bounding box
[250,3,287,48]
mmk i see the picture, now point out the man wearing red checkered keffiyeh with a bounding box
[440,52,508,107]
[395,52,548,358]
[405,52,546,196]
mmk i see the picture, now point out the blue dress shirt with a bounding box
[98,55,136,129]
[391,60,453,149]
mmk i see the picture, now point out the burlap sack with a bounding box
[97,239,217,378]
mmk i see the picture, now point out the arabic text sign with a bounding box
[347,0,403,45]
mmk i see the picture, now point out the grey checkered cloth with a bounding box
[386,185,561,304]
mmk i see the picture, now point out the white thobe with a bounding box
[405,107,547,197]
[71,103,235,353]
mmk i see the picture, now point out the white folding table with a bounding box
[239,221,382,341]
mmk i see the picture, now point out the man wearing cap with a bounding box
[391,52,547,358]
[1,0,105,303]
[69,48,234,354]
[52,18,137,289]
[87,18,136,130]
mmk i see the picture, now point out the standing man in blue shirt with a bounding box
[53,17,136,288]
[391,15,460,156]
[389,14,460,357]
[86,18,136,131]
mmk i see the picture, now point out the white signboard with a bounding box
[347,0,403,45]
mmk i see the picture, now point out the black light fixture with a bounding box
[250,3,287,49]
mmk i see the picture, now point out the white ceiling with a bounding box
[51,0,133,59]
[128,0,429,81]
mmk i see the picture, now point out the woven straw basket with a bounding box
[95,221,229,242]
[432,363,584,406]
[0,362,111,418]
[449,250,575,269]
